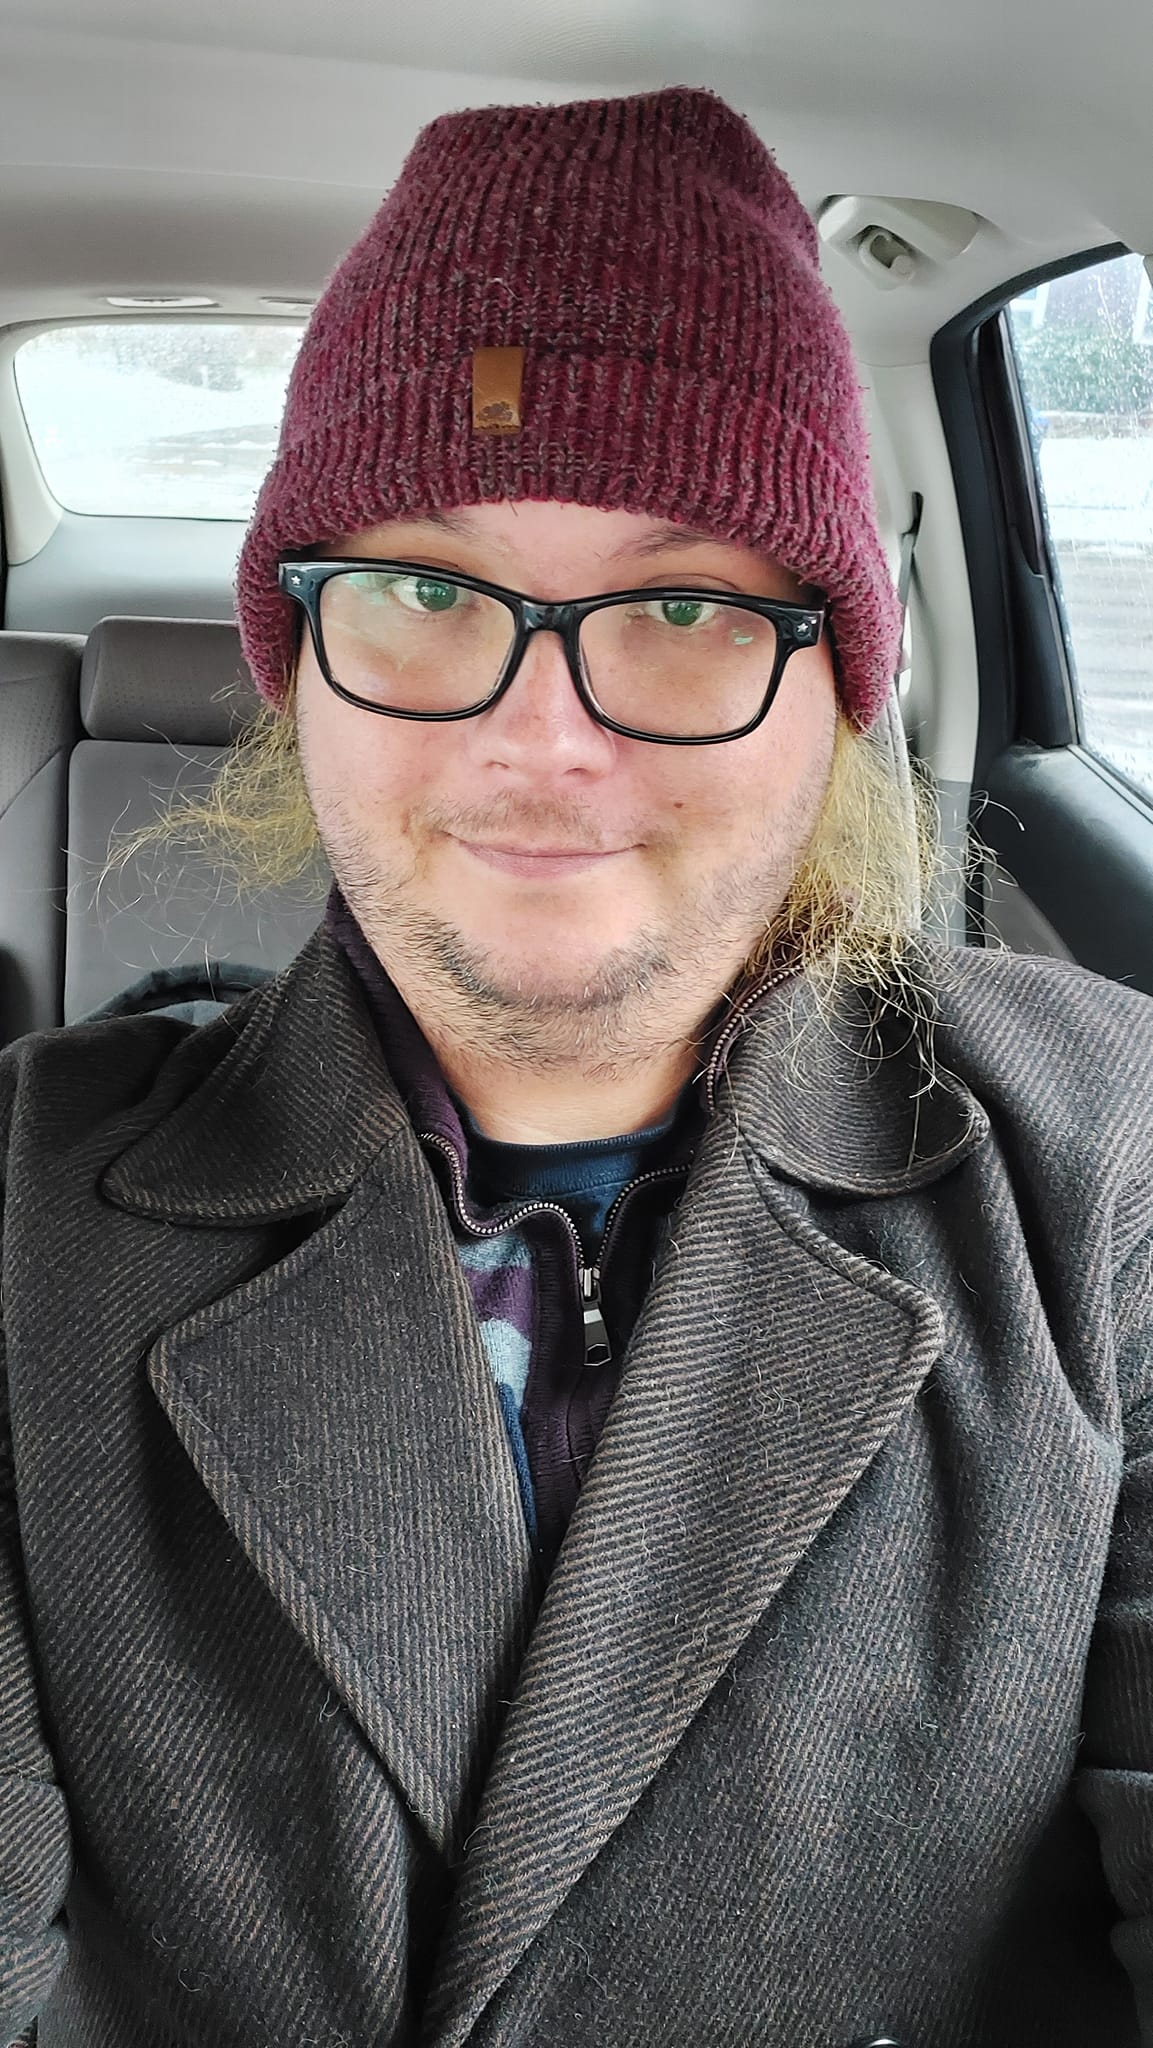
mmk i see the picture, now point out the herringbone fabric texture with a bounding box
[0,926,1150,2045]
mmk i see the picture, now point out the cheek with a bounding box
[654,650,836,848]
[295,646,437,813]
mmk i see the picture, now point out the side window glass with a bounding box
[1007,252,1153,799]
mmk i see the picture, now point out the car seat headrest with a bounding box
[79,616,266,744]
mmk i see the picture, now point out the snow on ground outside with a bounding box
[1038,435,1153,795]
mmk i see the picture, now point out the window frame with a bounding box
[998,249,1153,800]
[932,243,1135,781]
[931,241,1153,993]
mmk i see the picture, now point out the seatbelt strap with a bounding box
[894,491,924,693]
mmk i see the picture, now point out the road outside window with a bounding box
[1008,253,1153,799]
[14,323,303,520]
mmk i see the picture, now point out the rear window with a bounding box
[14,323,304,520]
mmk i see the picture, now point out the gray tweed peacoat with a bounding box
[1,920,1152,2048]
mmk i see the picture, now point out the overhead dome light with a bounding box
[105,294,220,310]
[259,296,316,314]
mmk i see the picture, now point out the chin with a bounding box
[480,945,626,998]
[457,931,666,1016]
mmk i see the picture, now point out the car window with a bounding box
[13,322,303,520]
[1006,252,1153,799]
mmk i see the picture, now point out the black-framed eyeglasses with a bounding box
[278,556,827,746]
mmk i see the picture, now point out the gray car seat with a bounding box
[0,631,85,1043]
[64,615,328,1030]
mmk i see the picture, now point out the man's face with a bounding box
[294,500,838,1063]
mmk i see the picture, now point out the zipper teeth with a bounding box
[422,969,800,1256]
[420,1131,585,1257]
[703,964,802,1112]
[596,1164,688,1272]
[419,1136,687,1280]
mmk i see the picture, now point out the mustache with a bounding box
[421,795,654,854]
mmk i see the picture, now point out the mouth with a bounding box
[454,839,629,879]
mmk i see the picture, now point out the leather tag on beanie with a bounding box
[472,346,525,433]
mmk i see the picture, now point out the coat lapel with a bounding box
[422,971,988,2045]
[101,920,411,1226]
[102,925,539,1863]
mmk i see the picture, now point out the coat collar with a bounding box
[101,917,408,1223]
[102,915,988,1225]
[706,954,990,1195]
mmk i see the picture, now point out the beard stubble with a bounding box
[307,772,825,1081]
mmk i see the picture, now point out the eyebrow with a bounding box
[613,524,744,557]
[409,512,744,558]
[328,512,814,597]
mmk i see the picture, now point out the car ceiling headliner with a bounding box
[0,0,1148,360]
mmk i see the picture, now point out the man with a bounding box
[2,84,1152,2048]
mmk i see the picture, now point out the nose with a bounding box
[476,624,613,767]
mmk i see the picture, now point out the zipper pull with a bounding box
[580,1266,612,1368]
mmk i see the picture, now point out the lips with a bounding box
[475,844,607,858]
[455,838,626,878]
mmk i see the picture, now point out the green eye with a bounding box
[410,577,459,613]
[651,598,718,629]
[342,571,463,613]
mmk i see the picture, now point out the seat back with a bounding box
[0,632,84,1043]
[65,616,328,1025]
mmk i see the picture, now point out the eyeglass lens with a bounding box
[316,569,782,739]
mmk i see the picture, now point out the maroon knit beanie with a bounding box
[236,86,901,728]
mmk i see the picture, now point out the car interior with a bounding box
[0,0,1151,1047]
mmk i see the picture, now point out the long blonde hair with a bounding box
[97,668,942,1002]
